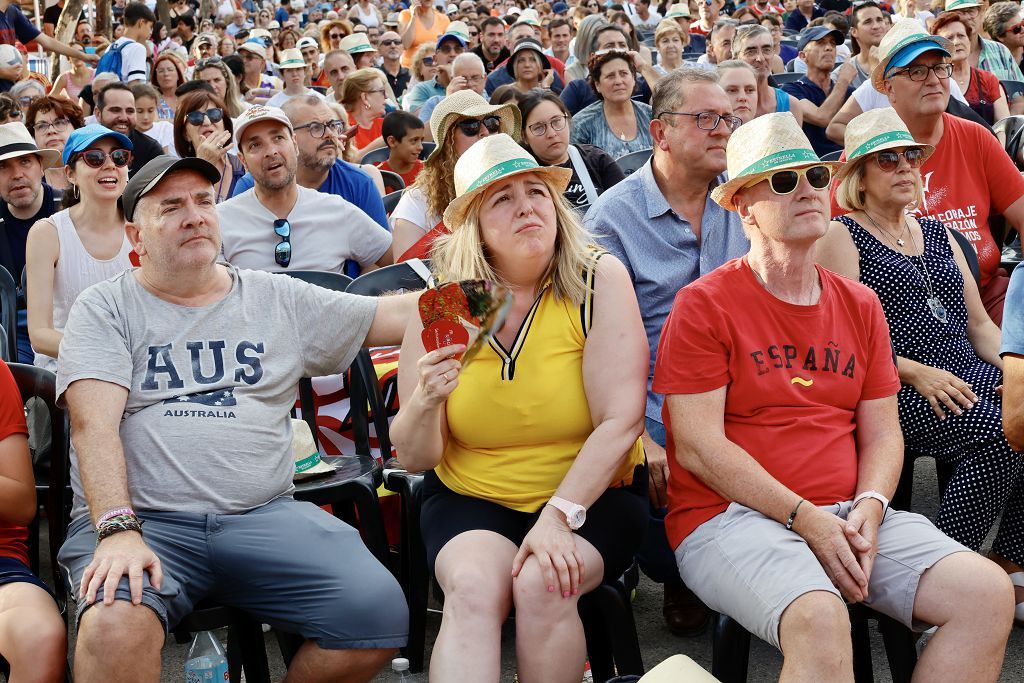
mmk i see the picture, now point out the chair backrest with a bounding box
[379,169,406,194]
[615,148,653,176]
[819,150,843,162]
[769,72,803,86]
[383,189,405,216]
[0,268,17,362]
[948,228,981,286]
[1001,80,1024,102]
[7,363,68,600]
[358,147,391,165]
[420,142,436,159]
[346,262,433,459]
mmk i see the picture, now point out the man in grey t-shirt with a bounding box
[57,156,414,683]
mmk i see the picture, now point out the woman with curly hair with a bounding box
[321,19,354,53]
[390,89,520,260]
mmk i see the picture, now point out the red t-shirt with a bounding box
[652,258,900,547]
[348,112,385,152]
[0,361,29,566]
[376,158,424,188]
[831,113,1024,288]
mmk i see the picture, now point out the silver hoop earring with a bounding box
[71,182,79,199]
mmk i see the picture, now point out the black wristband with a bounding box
[785,499,805,531]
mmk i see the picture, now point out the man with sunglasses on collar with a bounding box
[57,153,414,683]
[218,106,392,275]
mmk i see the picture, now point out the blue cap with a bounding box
[552,1,569,13]
[884,40,951,78]
[796,26,845,52]
[62,124,132,165]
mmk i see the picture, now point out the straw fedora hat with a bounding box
[664,3,691,18]
[277,47,306,69]
[442,133,571,228]
[871,18,951,93]
[0,122,60,169]
[710,112,842,212]
[833,107,934,184]
[291,418,336,480]
[339,32,375,54]
[427,90,521,162]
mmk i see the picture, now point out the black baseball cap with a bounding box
[797,26,845,52]
[123,156,220,222]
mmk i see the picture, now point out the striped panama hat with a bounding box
[833,107,934,184]
[442,133,571,229]
[710,112,843,212]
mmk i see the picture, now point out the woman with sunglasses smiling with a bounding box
[173,90,244,203]
[24,124,134,373]
[518,88,623,209]
[818,108,1024,618]
[391,89,520,260]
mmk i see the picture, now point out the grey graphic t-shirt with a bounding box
[57,265,377,520]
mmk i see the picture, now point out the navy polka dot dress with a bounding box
[840,214,1024,565]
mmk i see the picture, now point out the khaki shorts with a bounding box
[675,501,969,650]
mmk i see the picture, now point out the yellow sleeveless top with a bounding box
[436,256,645,512]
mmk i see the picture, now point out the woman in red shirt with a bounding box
[342,68,388,160]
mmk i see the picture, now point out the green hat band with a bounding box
[464,157,540,195]
[295,451,323,473]
[737,148,821,178]
[849,130,916,160]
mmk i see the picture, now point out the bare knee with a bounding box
[779,590,851,657]
[78,600,163,657]
[919,553,1014,631]
[511,558,577,620]
[4,612,67,682]
[438,563,512,623]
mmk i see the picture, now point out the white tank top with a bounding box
[354,2,379,27]
[33,208,134,372]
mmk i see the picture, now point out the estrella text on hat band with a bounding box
[849,130,917,160]
[464,157,540,195]
[737,148,821,179]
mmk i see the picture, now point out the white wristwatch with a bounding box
[547,496,587,530]
[852,490,890,516]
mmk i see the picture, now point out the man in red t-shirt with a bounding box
[0,360,66,680]
[831,19,1024,324]
[656,113,1012,679]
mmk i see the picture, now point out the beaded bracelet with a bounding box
[95,514,143,546]
[97,507,135,526]
[785,499,805,531]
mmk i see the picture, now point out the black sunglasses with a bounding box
[455,115,501,136]
[274,219,291,267]
[423,56,434,66]
[185,108,224,126]
[76,149,133,168]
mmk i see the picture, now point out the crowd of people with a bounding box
[1,0,1024,680]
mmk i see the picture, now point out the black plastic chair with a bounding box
[420,142,436,159]
[359,147,391,165]
[0,268,17,362]
[768,72,803,87]
[615,149,653,176]
[1000,79,1024,104]
[379,169,406,194]
[383,189,405,216]
[712,604,917,683]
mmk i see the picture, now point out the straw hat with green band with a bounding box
[871,18,952,93]
[291,419,336,480]
[278,48,306,70]
[710,112,843,212]
[945,0,982,11]
[664,3,690,18]
[834,107,934,184]
[427,89,521,162]
[442,133,572,228]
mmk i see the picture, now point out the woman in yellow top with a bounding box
[398,0,450,68]
[391,134,649,682]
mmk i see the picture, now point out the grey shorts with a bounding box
[58,497,408,650]
[675,501,969,650]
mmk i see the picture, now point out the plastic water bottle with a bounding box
[184,631,229,683]
[391,657,412,681]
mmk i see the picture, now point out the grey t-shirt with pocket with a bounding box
[57,265,378,521]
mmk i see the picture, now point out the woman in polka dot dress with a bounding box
[817,109,1024,619]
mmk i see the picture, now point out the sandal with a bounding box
[1009,572,1024,627]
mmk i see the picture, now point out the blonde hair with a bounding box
[430,174,597,305]
[835,155,925,212]
[412,124,459,220]
[341,68,385,107]
[410,43,436,84]
[655,20,688,49]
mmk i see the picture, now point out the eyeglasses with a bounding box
[455,115,502,136]
[185,108,224,126]
[380,38,401,46]
[748,165,832,195]
[32,118,70,133]
[892,62,953,81]
[274,219,291,267]
[368,88,386,96]
[293,119,346,137]
[74,148,133,168]
[527,114,569,137]
[657,110,742,132]
[195,55,223,69]
[874,148,925,171]
[17,96,37,107]
[741,45,775,58]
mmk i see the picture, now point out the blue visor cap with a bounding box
[884,40,951,79]
[62,124,133,165]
